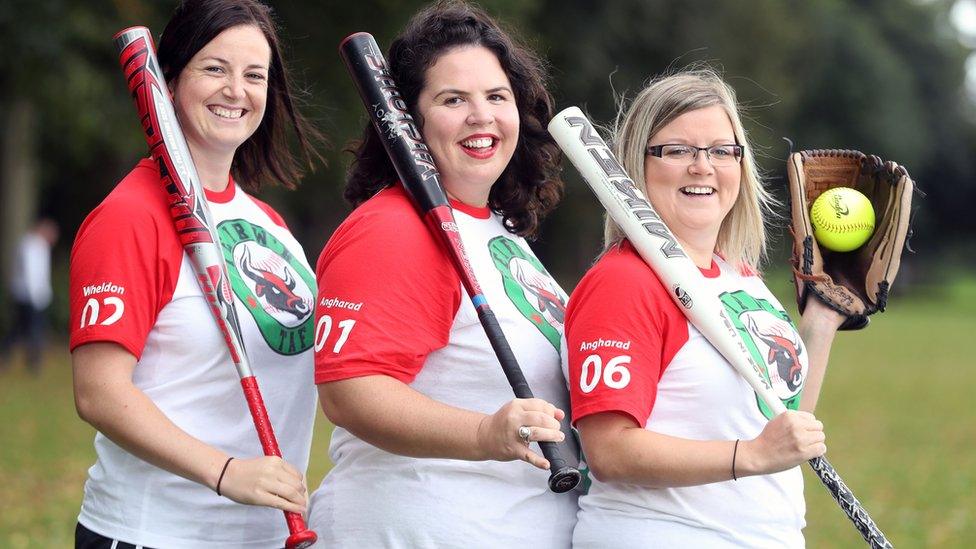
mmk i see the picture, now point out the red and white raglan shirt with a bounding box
[307,184,578,548]
[69,159,317,548]
[565,241,809,549]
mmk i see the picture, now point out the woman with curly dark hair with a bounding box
[307,1,577,546]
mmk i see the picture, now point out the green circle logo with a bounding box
[218,219,316,356]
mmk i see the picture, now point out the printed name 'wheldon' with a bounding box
[83,282,126,296]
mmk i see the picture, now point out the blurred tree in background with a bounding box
[1,0,973,331]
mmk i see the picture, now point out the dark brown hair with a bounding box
[345,0,562,238]
[158,0,324,192]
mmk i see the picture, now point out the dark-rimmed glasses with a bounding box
[646,144,744,167]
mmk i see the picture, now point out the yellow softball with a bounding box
[810,187,875,252]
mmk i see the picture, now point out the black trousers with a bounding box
[75,523,156,549]
[0,301,46,372]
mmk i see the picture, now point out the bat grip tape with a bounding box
[240,376,317,546]
[475,308,579,492]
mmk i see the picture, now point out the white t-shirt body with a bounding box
[564,241,808,548]
[69,159,317,548]
[309,185,578,548]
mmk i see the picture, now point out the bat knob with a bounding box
[285,529,318,549]
[548,465,582,493]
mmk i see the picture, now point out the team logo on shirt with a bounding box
[488,236,566,350]
[218,218,316,355]
[720,290,807,419]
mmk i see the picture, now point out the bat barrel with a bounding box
[339,32,448,213]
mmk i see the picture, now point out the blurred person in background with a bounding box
[1,217,58,375]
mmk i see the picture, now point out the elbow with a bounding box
[73,381,122,431]
[586,451,626,483]
[318,383,349,428]
[74,389,101,427]
[587,454,668,487]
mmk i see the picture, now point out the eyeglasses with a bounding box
[646,143,744,167]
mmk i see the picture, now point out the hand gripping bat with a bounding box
[114,26,316,549]
[549,106,892,548]
[339,32,581,494]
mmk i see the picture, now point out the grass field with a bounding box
[1,278,973,547]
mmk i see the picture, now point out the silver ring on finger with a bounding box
[518,425,532,445]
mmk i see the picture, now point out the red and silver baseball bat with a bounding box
[114,26,316,549]
[549,106,892,548]
[339,32,581,494]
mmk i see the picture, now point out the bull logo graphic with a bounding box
[512,258,566,326]
[748,317,804,392]
[489,236,565,350]
[239,247,310,321]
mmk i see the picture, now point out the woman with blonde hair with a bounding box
[564,69,844,547]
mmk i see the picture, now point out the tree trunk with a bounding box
[1,98,38,303]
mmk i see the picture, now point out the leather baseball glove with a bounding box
[787,149,914,330]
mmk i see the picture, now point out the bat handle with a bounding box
[807,456,892,549]
[241,377,318,548]
[284,520,318,549]
[540,442,583,493]
[475,308,582,493]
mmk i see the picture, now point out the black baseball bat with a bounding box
[339,32,581,494]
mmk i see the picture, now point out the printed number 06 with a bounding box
[580,354,631,393]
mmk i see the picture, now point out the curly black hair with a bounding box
[344,0,562,238]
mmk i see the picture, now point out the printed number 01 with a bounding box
[580,354,631,393]
[313,315,356,353]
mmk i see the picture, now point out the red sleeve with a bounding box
[313,187,462,384]
[249,195,289,230]
[69,162,183,359]
[565,243,688,428]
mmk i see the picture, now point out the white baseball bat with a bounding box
[548,106,891,549]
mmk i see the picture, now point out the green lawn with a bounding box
[1,278,973,547]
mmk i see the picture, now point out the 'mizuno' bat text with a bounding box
[564,116,685,259]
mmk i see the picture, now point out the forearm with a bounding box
[73,343,228,491]
[77,379,229,490]
[580,410,823,487]
[585,426,739,487]
[798,299,845,412]
[320,376,489,461]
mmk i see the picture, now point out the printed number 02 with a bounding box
[580,354,632,393]
[313,315,356,354]
[80,297,125,328]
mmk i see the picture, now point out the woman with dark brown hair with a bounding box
[69,1,323,547]
[308,1,577,546]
